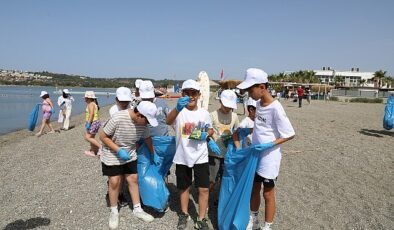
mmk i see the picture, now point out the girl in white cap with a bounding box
[208,89,240,207]
[36,91,55,137]
[84,91,101,157]
[57,89,74,130]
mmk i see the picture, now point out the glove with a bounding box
[238,128,251,139]
[85,122,91,131]
[152,152,161,166]
[176,96,190,112]
[199,131,208,141]
[251,142,275,151]
[117,148,131,161]
[208,139,221,156]
[51,108,55,114]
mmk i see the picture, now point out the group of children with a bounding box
[39,67,295,230]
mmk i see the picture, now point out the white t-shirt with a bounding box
[239,116,254,148]
[109,104,133,118]
[252,100,295,179]
[57,95,74,110]
[173,108,212,167]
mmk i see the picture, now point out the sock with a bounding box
[110,206,118,214]
[133,203,142,212]
[251,210,259,220]
[264,222,273,227]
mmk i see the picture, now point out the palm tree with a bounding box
[373,70,387,88]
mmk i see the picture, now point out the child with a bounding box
[57,89,74,130]
[36,91,55,137]
[84,91,101,157]
[166,79,220,230]
[235,68,295,230]
[209,89,239,206]
[100,100,158,229]
[238,97,257,148]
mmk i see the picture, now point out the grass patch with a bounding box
[349,98,383,103]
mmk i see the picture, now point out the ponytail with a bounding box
[94,98,100,110]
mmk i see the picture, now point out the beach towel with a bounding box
[28,103,41,131]
[137,136,176,212]
[218,143,260,230]
[383,95,394,130]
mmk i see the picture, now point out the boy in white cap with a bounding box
[166,79,220,230]
[234,68,295,230]
[139,80,170,136]
[237,97,257,148]
[109,87,134,118]
[208,89,239,206]
[100,100,158,229]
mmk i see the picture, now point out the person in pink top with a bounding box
[36,91,55,137]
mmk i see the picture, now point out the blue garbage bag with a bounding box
[28,103,41,131]
[137,136,176,212]
[218,143,260,230]
[383,95,394,130]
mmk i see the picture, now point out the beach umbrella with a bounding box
[28,103,41,131]
[218,144,260,230]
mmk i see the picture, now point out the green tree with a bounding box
[374,70,387,88]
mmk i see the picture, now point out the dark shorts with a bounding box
[176,163,209,190]
[254,173,277,188]
[102,160,137,176]
[209,156,224,182]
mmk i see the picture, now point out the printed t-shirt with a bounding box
[209,110,239,157]
[173,108,212,167]
[101,109,150,166]
[239,116,254,148]
[252,100,295,179]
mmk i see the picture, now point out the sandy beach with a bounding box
[0,97,393,230]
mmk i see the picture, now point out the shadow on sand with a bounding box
[4,217,50,230]
[359,129,394,138]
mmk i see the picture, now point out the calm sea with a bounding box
[0,85,116,135]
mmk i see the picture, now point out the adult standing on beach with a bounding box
[36,91,55,137]
[236,68,295,230]
[57,89,74,130]
[100,100,158,229]
[297,85,304,108]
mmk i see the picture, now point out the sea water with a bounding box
[0,85,116,135]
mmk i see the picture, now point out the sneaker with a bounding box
[133,210,154,222]
[261,223,273,230]
[177,212,191,229]
[108,212,119,229]
[194,218,210,230]
[251,215,260,230]
[118,194,129,207]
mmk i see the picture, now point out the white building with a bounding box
[314,67,375,87]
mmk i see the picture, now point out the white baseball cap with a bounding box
[116,87,132,102]
[84,91,97,99]
[135,79,143,89]
[63,89,70,94]
[139,80,155,99]
[40,91,48,97]
[246,97,257,107]
[182,79,200,91]
[237,68,268,89]
[137,101,158,127]
[220,89,237,109]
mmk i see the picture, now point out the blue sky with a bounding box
[1,0,393,80]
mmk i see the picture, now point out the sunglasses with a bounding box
[182,90,199,97]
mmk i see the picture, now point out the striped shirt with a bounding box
[100,109,150,166]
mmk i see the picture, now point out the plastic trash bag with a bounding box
[218,143,260,230]
[28,103,41,131]
[383,95,394,130]
[137,136,176,212]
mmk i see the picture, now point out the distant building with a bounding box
[314,67,374,87]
